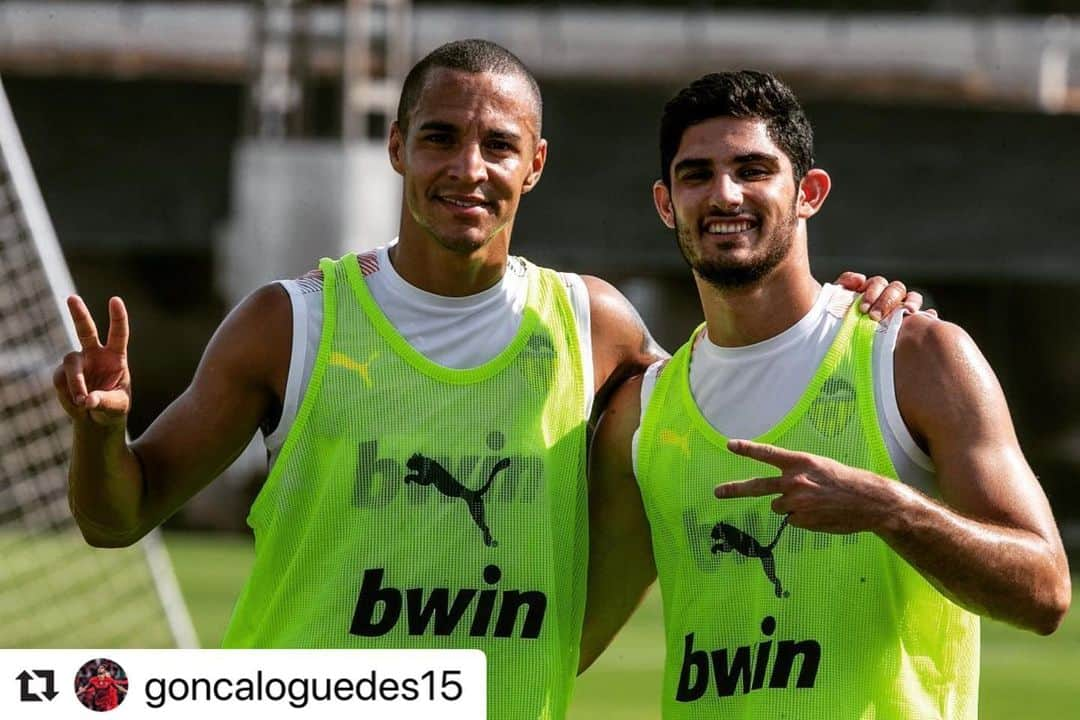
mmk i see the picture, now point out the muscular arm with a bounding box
[882,315,1070,633]
[719,315,1070,634]
[580,375,657,673]
[581,276,667,420]
[61,284,290,547]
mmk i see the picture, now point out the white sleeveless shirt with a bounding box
[634,284,936,493]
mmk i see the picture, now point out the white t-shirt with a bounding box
[264,243,594,463]
[634,283,936,494]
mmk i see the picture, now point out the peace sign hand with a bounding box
[53,295,132,427]
[714,439,897,535]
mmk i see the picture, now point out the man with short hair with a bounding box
[586,70,1070,719]
[55,42,911,720]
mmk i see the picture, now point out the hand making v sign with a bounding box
[53,295,131,427]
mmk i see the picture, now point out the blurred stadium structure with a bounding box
[0,2,1078,111]
[0,1,1077,551]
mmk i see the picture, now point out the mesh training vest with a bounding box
[637,298,979,719]
[222,254,589,720]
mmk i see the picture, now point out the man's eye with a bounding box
[681,171,711,182]
[741,167,769,179]
[424,133,452,144]
[486,140,513,152]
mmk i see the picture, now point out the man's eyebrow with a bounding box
[488,129,523,143]
[673,157,712,175]
[734,152,780,165]
[415,121,524,143]
[417,121,458,133]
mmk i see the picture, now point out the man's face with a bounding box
[97,666,107,676]
[389,68,546,254]
[655,116,805,289]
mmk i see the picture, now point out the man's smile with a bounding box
[701,215,759,240]
[435,193,492,215]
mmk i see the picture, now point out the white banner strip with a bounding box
[1,650,486,719]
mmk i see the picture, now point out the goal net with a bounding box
[0,76,198,648]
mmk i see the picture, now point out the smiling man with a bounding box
[585,70,1071,719]
[55,43,914,720]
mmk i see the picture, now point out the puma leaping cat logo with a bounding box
[404,454,511,547]
[711,515,791,598]
[330,351,378,388]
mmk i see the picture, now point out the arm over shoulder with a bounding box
[581,275,667,419]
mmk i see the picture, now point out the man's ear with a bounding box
[521,137,548,194]
[797,168,831,219]
[388,121,406,176]
[653,180,676,229]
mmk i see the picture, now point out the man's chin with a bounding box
[682,233,793,291]
[693,260,780,290]
[430,230,494,255]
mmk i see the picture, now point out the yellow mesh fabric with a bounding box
[222,254,589,720]
[637,299,979,719]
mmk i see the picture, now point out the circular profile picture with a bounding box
[74,658,129,712]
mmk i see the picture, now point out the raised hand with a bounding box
[833,272,937,321]
[53,295,131,427]
[714,438,898,535]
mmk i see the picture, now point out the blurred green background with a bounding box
[167,532,1080,718]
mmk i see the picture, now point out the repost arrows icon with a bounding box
[16,670,41,702]
[35,669,58,700]
[16,669,57,702]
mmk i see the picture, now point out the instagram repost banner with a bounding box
[1,650,485,718]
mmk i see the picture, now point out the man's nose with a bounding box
[449,142,488,183]
[711,173,743,210]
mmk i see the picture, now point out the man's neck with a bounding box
[697,254,821,348]
[389,230,510,297]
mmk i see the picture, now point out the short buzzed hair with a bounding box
[396,39,543,136]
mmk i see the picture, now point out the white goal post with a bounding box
[0,75,198,648]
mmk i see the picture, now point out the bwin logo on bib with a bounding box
[354,434,544,512]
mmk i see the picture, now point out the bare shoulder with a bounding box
[580,275,666,404]
[232,281,292,327]
[200,282,292,399]
[581,275,647,344]
[895,312,978,362]
[894,313,990,394]
[893,313,1008,447]
[217,282,291,351]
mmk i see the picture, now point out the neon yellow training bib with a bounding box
[223,254,589,720]
[636,298,979,719]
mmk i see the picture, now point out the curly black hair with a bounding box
[659,71,813,186]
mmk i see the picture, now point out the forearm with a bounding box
[580,550,655,673]
[877,481,1070,635]
[68,420,146,546]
